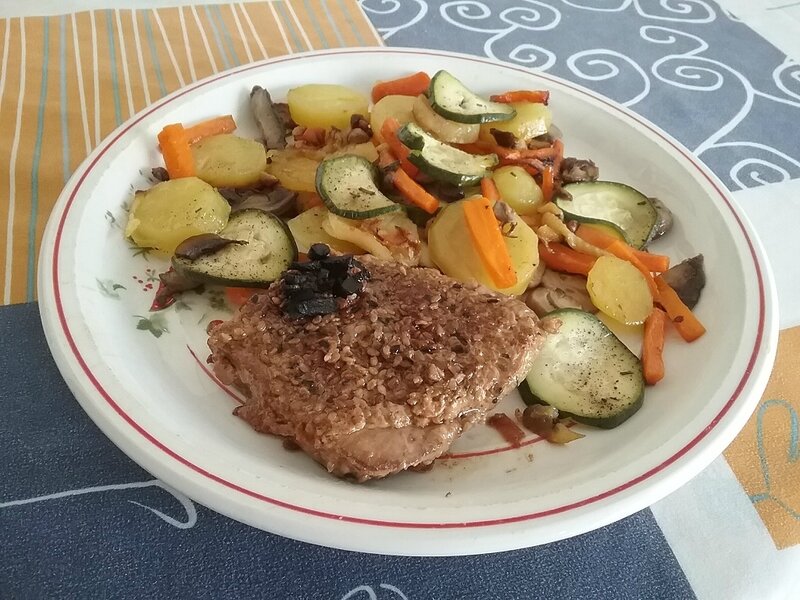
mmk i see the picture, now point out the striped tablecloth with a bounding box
[1,1,799,598]
[0,1,380,304]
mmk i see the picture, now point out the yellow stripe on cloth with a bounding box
[0,1,382,305]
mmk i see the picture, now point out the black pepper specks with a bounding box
[281,244,370,317]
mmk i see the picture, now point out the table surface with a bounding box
[1,1,799,599]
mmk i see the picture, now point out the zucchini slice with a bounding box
[315,154,400,219]
[429,70,516,124]
[172,209,297,287]
[521,308,644,429]
[557,182,658,249]
[398,123,498,187]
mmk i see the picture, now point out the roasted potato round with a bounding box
[587,255,653,325]
[428,199,539,295]
[480,102,552,142]
[125,176,230,253]
[266,144,379,193]
[492,166,543,216]
[287,84,369,130]
[192,134,267,188]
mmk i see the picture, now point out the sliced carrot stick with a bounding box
[391,167,439,214]
[630,251,670,274]
[642,307,667,385]
[378,148,437,213]
[481,177,500,202]
[503,147,557,161]
[184,114,237,144]
[371,71,431,103]
[541,166,554,203]
[380,117,420,179]
[606,239,659,300]
[538,242,596,276]
[654,276,707,342]
[463,196,517,288]
[490,90,550,105]
[576,225,670,272]
[157,123,195,179]
[225,286,259,307]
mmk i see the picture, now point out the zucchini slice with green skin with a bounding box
[557,181,658,249]
[172,209,297,287]
[521,308,645,429]
[578,220,631,245]
[428,70,516,124]
[398,123,498,187]
[316,154,400,219]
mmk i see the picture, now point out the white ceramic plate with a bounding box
[38,48,778,556]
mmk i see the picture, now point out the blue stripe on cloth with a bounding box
[0,301,696,599]
[26,18,49,301]
[104,10,122,126]
[203,5,231,70]
[274,1,303,52]
[141,10,167,97]
[59,15,70,184]
[302,0,330,48]
[211,5,240,66]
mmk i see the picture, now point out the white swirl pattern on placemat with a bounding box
[633,0,716,23]
[774,58,800,103]
[364,0,800,190]
[567,50,651,106]
[340,584,410,600]
[359,0,428,39]
[0,479,198,529]
[439,1,559,68]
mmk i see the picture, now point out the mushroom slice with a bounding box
[524,269,596,317]
[661,254,705,309]
[648,197,674,242]
[250,86,288,149]
[559,157,599,184]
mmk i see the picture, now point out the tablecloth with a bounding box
[1,1,799,598]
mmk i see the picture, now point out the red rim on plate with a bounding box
[49,49,766,529]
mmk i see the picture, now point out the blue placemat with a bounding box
[0,301,695,599]
[361,0,800,191]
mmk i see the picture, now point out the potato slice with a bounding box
[370,95,416,143]
[428,199,539,295]
[125,176,230,253]
[265,149,319,192]
[266,144,379,193]
[587,255,653,325]
[492,166,543,216]
[330,142,379,162]
[192,134,267,188]
[480,102,552,142]
[288,84,369,129]
[287,207,362,255]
